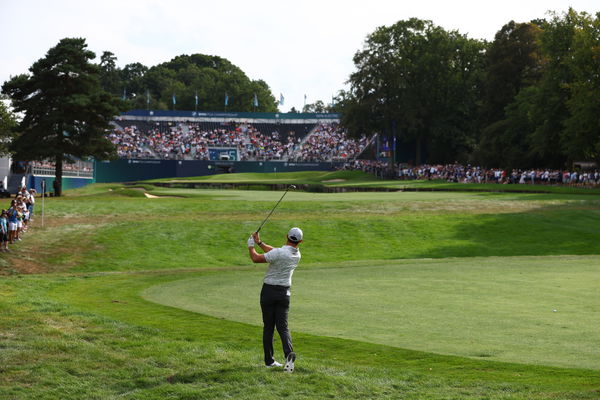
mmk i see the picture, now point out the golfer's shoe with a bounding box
[283,352,296,373]
[266,360,282,368]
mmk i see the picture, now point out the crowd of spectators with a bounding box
[108,121,304,161]
[290,124,369,162]
[342,161,600,186]
[106,126,154,159]
[227,123,300,161]
[0,187,35,252]
[108,121,370,162]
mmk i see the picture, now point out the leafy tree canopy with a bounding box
[1,37,124,196]
[0,99,17,156]
[103,53,278,112]
[303,100,330,113]
[340,18,486,164]
[476,9,600,169]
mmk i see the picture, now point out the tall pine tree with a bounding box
[2,38,124,196]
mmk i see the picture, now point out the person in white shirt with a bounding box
[248,227,303,373]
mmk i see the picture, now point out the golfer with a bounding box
[248,227,303,373]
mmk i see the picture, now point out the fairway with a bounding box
[3,183,600,399]
[143,255,600,370]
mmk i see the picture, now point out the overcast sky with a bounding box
[1,0,597,112]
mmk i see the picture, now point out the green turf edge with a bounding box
[46,270,600,394]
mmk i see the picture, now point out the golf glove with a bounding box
[247,236,255,248]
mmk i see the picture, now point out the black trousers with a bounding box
[260,283,293,365]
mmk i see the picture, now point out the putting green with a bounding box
[143,255,600,370]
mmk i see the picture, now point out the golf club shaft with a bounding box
[256,185,295,233]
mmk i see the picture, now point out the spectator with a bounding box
[28,189,35,220]
[342,161,600,187]
[0,210,8,252]
[7,200,19,244]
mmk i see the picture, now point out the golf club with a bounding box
[255,185,296,233]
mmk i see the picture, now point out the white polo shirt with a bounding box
[263,245,301,287]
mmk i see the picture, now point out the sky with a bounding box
[0,0,597,112]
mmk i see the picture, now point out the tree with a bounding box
[0,99,17,155]
[341,18,486,164]
[475,10,600,169]
[560,10,600,165]
[302,100,327,113]
[478,86,539,169]
[1,38,124,196]
[523,11,578,168]
[99,51,122,95]
[480,21,542,126]
[132,54,278,112]
[474,21,543,167]
[121,63,148,91]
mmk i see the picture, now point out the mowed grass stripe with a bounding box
[142,255,600,370]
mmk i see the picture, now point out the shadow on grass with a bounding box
[413,204,600,259]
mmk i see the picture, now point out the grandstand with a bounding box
[4,109,374,193]
[110,110,367,163]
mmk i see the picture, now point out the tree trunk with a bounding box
[54,154,63,197]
